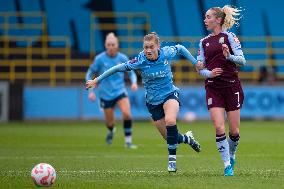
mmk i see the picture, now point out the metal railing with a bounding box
[1,35,284,85]
[0,36,72,86]
[0,12,46,35]
[1,12,284,85]
[90,12,151,57]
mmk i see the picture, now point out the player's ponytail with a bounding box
[210,5,242,31]
[222,5,242,30]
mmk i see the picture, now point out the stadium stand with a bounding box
[0,0,284,85]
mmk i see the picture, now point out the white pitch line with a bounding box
[59,170,167,173]
[3,169,281,174]
[1,154,283,160]
[0,154,188,159]
[5,170,167,174]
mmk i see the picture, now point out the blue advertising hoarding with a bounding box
[24,85,284,120]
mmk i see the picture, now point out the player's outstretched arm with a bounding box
[85,64,127,89]
[175,44,197,65]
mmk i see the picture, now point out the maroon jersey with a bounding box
[197,31,245,88]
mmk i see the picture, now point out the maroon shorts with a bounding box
[205,82,244,112]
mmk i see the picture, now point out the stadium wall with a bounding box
[0,82,9,122]
[24,85,284,120]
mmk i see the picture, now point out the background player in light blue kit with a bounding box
[85,32,138,149]
[86,32,203,172]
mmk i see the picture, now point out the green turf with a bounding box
[0,120,283,189]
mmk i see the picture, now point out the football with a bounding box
[183,111,197,122]
[31,163,56,187]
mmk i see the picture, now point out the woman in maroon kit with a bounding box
[197,5,246,176]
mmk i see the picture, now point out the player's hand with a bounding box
[195,61,204,71]
[195,61,204,73]
[131,83,138,91]
[210,68,223,78]
[88,91,96,102]
[85,79,98,89]
[222,44,230,58]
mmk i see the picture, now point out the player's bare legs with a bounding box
[117,97,131,120]
[163,99,179,126]
[117,97,137,149]
[227,109,241,172]
[210,107,233,176]
[154,117,201,154]
[154,119,167,139]
[162,99,179,172]
[160,99,200,172]
[103,108,115,145]
[209,107,226,135]
[227,109,240,135]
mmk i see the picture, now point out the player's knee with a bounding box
[164,116,176,126]
[214,124,225,134]
[122,112,131,120]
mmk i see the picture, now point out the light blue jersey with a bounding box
[85,52,137,100]
[96,45,197,105]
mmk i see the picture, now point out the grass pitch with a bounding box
[0,120,283,189]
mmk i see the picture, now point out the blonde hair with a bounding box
[210,5,242,31]
[143,32,160,45]
[105,32,118,43]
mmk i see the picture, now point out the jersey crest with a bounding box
[219,37,225,44]
[234,36,240,44]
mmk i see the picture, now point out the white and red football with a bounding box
[31,163,56,187]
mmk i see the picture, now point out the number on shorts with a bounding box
[235,92,240,108]
[174,92,178,98]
